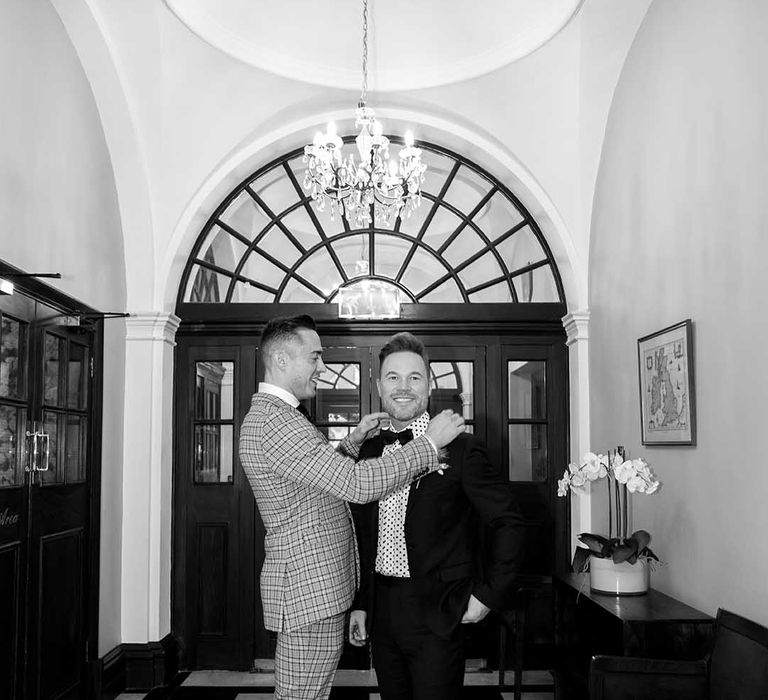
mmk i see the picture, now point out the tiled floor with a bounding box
[117,670,554,699]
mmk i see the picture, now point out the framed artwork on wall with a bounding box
[637,319,696,446]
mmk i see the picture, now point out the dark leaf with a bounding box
[612,541,638,564]
[578,532,609,554]
[640,546,659,562]
[571,547,592,573]
[630,529,651,551]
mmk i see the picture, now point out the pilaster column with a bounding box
[563,310,592,545]
[121,312,180,642]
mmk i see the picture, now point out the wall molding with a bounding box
[97,634,178,696]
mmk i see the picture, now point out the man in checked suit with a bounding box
[348,332,525,700]
[239,315,466,700]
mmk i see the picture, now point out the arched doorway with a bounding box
[172,141,570,671]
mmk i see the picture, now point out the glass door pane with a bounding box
[424,344,486,442]
[0,405,24,488]
[193,361,235,484]
[0,313,27,400]
[507,359,547,482]
[312,346,372,448]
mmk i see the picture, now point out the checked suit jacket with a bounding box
[351,431,526,639]
[239,392,439,632]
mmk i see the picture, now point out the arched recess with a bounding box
[161,108,583,312]
[170,126,573,670]
[177,140,566,309]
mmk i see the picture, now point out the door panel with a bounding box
[175,344,260,669]
[36,527,84,700]
[0,540,22,699]
[0,292,94,700]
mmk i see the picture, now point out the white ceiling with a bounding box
[163,0,584,91]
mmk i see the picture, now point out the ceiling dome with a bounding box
[164,0,583,91]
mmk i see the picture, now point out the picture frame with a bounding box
[637,319,696,445]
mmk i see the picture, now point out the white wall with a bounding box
[590,0,768,626]
[0,0,127,654]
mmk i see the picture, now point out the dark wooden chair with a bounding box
[589,608,768,700]
[496,577,555,700]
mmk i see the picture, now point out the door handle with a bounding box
[25,429,37,473]
[38,432,50,472]
[25,426,50,472]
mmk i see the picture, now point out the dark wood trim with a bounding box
[95,636,178,698]
[0,259,99,317]
[122,634,178,692]
[95,644,125,699]
[175,302,568,333]
[88,318,105,678]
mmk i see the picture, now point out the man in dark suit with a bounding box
[348,332,525,700]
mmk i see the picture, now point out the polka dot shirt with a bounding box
[375,411,431,578]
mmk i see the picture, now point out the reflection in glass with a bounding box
[68,343,88,409]
[508,424,547,481]
[323,425,352,450]
[195,362,234,420]
[508,361,546,419]
[41,412,60,484]
[0,315,26,399]
[44,334,64,407]
[316,364,361,426]
[430,362,473,420]
[194,424,234,483]
[65,415,87,483]
[0,405,22,487]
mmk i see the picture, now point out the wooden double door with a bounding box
[0,290,97,700]
[173,323,568,670]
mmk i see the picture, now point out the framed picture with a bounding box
[637,319,696,445]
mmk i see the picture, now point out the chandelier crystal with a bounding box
[302,0,426,227]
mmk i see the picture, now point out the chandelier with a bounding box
[303,0,426,227]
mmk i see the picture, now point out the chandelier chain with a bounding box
[360,0,369,105]
[302,0,426,227]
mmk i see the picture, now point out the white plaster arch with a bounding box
[160,107,584,312]
[50,0,156,311]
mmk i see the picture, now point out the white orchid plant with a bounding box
[558,448,661,571]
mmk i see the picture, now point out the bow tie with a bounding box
[380,428,414,446]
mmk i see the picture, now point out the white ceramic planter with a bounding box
[589,556,649,596]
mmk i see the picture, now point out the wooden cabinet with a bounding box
[554,574,714,700]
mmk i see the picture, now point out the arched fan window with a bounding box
[179,141,565,307]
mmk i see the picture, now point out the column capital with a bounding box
[125,312,181,345]
[562,310,590,346]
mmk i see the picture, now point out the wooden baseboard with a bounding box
[96,634,178,696]
[95,644,125,699]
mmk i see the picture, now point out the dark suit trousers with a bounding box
[371,575,464,700]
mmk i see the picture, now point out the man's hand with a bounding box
[348,412,390,447]
[348,610,368,646]
[460,594,490,624]
[425,409,466,449]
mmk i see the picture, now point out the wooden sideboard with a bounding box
[554,573,714,700]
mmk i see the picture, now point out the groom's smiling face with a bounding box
[377,351,430,427]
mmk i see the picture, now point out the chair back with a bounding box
[709,609,768,700]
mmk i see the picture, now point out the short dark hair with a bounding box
[379,332,429,372]
[260,314,316,365]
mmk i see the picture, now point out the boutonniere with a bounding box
[437,463,449,476]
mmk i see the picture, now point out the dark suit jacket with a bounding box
[351,432,525,639]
